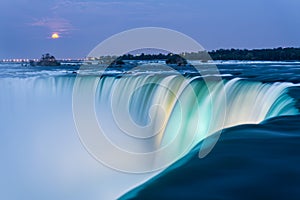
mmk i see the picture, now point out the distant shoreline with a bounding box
[1,47,300,62]
[208,47,300,61]
[99,47,300,63]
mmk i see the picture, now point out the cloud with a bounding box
[29,17,75,35]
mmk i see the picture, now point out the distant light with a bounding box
[51,33,60,39]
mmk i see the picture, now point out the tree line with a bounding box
[207,47,300,61]
[106,47,300,65]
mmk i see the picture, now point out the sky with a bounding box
[0,0,300,59]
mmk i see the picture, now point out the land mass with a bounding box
[2,47,300,64]
[208,47,300,61]
[106,47,300,64]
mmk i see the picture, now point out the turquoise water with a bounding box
[122,115,300,199]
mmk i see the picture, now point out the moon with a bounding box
[51,33,60,39]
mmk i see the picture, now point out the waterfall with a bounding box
[0,74,298,199]
[70,73,299,175]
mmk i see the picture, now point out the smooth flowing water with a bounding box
[0,62,299,199]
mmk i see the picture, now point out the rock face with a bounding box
[30,53,61,66]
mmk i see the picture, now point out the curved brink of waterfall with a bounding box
[94,76,298,158]
[108,75,299,199]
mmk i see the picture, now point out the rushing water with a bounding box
[0,62,299,200]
